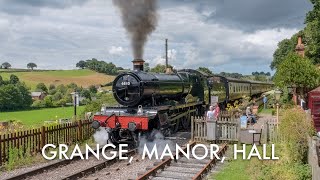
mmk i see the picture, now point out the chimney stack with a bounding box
[132,59,145,71]
[295,36,305,57]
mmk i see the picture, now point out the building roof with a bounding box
[309,86,320,93]
[31,92,43,97]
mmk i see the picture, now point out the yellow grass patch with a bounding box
[0,70,115,90]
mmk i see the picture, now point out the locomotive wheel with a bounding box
[181,116,190,130]
[109,131,121,146]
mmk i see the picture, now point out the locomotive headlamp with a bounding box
[128,122,137,131]
[91,120,100,129]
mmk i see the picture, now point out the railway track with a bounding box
[136,142,228,180]
[4,146,129,180]
[62,149,136,180]
[3,131,191,180]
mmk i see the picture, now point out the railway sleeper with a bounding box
[163,166,201,174]
[155,170,195,179]
[177,157,210,164]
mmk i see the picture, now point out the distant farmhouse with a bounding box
[31,91,46,100]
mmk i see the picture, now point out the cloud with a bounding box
[108,46,125,56]
[0,0,311,74]
[0,0,89,15]
[164,0,312,31]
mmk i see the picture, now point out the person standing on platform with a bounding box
[206,105,215,121]
[300,98,305,110]
[206,105,216,141]
[263,95,268,109]
[213,103,220,120]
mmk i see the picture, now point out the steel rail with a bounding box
[136,142,228,180]
[5,147,109,180]
[192,143,228,180]
[136,141,197,180]
[62,149,136,180]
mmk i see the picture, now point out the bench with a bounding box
[249,125,263,145]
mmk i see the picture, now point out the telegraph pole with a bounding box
[165,38,168,68]
[74,89,77,120]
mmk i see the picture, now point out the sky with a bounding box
[0,0,313,74]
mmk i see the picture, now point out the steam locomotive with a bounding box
[92,59,273,146]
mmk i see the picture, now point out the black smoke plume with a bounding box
[113,0,158,59]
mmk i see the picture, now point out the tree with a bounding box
[27,62,37,70]
[274,53,320,95]
[9,74,19,84]
[49,84,56,90]
[36,83,48,93]
[1,62,11,69]
[83,58,122,75]
[150,64,168,73]
[197,67,213,75]
[76,60,87,69]
[144,63,150,72]
[0,75,4,86]
[81,89,91,100]
[0,83,32,110]
[44,96,54,107]
[67,83,78,89]
[88,85,97,94]
[304,0,320,64]
[271,34,300,70]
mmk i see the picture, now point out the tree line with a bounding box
[76,58,123,75]
[31,82,99,108]
[271,0,320,95]
[1,62,37,70]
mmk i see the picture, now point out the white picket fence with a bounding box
[191,115,240,142]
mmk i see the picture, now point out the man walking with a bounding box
[263,95,268,109]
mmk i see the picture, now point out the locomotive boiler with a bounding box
[92,59,207,146]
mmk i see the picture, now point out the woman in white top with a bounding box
[206,106,215,121]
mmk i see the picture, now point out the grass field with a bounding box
[0,106,85,127]
[0,69,115,90]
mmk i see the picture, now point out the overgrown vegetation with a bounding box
[0,75,32,111]
[82,93,117,116]
[213,108,313,179]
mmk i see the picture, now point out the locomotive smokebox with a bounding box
[132,59,145,71]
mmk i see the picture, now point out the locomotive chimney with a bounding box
[132,59,145,71]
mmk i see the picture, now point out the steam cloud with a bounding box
[93,127,110,145]
[138,130,175,157]
[113,0,158,59]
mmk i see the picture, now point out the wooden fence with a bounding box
[191,115,240,142]
[266,118,278,143]
[216,116,240,142]
[0,120,94,166]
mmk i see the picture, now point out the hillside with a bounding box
[0,69,115,90]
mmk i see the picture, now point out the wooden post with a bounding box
[0,135,2,165]
[237,117,241,142]
[78,120,83,141]
[266,121,270,143]
[191,116,194,141]
[40,126,46,149]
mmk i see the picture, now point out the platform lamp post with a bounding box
[274,90,282,128]
[71,90,79,121]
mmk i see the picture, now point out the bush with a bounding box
[31,100,46,108]
[279,108,314,163]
